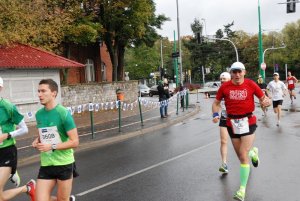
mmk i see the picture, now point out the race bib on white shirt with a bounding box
[38,126,62,145]
[230,117,249,134]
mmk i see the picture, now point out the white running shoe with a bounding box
[70,195,76,201]
[10,171,21,187]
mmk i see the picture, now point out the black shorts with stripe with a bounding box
[0,145,17,174]
[38,162,79,180]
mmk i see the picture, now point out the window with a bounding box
[85,59,95,82]
[101,62,106,81]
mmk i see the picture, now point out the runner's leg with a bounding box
[231,134,255,199]
[55,178,73,201]
[0,167,28,200]
[36,179,56,201]
[220,127,228,164]
[277,105,282,122]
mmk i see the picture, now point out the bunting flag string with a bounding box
[20,90,187,118]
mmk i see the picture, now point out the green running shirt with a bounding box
[36,104,76,166]
[0,98,23,148]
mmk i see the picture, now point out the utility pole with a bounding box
[160,38,164,79]
[176,0,183,85]
[258,0,264,81]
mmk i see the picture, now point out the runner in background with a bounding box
[0,77,35,201]
[257,75,268,116]
[286,71,298,104]
[266,72,288,126]
[213,72,231,174]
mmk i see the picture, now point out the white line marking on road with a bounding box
[76,140,218,197]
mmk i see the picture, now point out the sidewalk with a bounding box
[18,100,200,166]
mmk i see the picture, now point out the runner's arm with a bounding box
[9,119,28,138]
[32,137,40,148]
[293,76,298,83]
[259,95,271,107]
[55,128,79,150]
[212,99,221,123]
[35,128,79,152]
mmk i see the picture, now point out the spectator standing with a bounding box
[157,81,167,118]
[163,80,170,116]
[179,84,184,108]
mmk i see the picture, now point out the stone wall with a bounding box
[61,80,139,107]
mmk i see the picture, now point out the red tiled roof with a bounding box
[0,43,85,68]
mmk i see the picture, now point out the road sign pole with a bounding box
[258,0,264,81]
[174,30,179,115]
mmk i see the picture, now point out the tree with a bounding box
[0,0,84,52]
[125,43,160,80]
[98,0,168,81]
[282,20,300,69]
[124,37,174,81]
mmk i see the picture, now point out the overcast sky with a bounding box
[154,0,300,40]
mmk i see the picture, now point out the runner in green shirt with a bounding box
[0,77,35,201]
[32,79,79,201]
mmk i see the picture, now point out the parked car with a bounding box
[198,81,221,98]
[138,85,150,97]
[149,85,174,97]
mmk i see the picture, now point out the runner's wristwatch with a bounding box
[51,144,57,151]
[7,133,11,139]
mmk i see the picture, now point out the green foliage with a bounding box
[0,0,102,52]
[65,23,101,45]
[98,0,169,81]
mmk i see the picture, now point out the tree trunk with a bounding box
[104,33,118,81]
[118,44,125,81]
[113,44,118,81]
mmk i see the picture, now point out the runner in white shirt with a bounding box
[266,72,288,126]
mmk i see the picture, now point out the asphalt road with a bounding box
[11,93,300,201]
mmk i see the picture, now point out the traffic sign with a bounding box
[261,62,267,70]
[171,51,180,58]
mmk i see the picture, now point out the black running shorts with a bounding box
[0,145,17,174]
[219,116,227,127]
[38,162,79,180]
[272,100,283,108]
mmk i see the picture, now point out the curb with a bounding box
[18,105,201,167]
[282,108,300,112]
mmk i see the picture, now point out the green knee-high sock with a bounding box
[240,164,250,190]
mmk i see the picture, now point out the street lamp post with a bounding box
[262,44,286,75]
[206,37,239,62]
[258,0,264,80]
[176,0,183,85]
[262,45,286,63]
[160,38,164,80]
[160,38,164,71]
